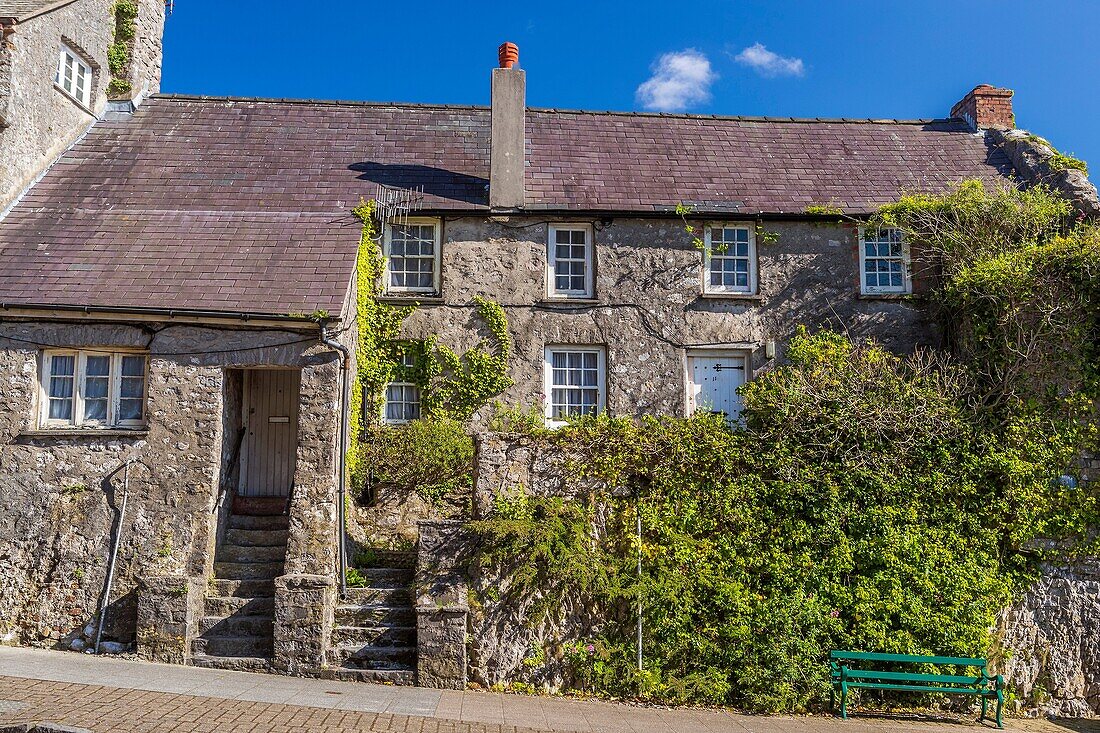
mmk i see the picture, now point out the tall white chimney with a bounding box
[489,41,525,209]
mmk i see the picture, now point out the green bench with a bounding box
[830,651,1006,728]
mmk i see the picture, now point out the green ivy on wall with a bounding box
[347,201,514,481]
[106,1,137,98]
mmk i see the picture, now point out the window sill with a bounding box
[376,295,444,305]
[19,428,149,439]
[698,292,764,302]
[53,83,94,115]
[536,298,600,306]
[857,292,915,301]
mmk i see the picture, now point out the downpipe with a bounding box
[321,324,351,599]
[95,454,139,654]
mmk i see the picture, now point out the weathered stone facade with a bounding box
[0,318,343,655]
[393,216,934,424]
[0,0,164,211]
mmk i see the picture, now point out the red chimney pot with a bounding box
[498,42,519,69]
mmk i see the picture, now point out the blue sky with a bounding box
[163,0,1100,168]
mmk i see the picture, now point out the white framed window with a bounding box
[39,350,147,429]
[547,224,594,298]
[55,45,92,108]
[686,349,748,420]
[383,218,441,295]
[859,227,910,295]
[382,353,421,424]
[543,346,605,425]
[703,224,757,294]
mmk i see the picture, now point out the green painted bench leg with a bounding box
[980,695,988,723]
[830,686,835,713]
[840,682,848,719]
[996,691,1004,729]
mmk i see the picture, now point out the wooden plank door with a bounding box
[689,353,745,418]
[238,369,301,498]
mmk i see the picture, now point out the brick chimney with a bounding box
[489,42,525,209]
[951,84,1014,130]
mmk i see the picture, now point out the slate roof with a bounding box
[0,94,1018,317]
[0,0,75,22]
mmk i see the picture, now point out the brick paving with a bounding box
[0,648,1096,733]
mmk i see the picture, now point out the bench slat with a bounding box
[842,681,995,696]
[830,650,986,667]
[836,670,984,685]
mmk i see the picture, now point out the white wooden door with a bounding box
[238,369,300,498]
[689,353,745,418]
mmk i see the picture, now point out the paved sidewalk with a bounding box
[0,647,1092,733]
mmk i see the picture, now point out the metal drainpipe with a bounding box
[321,324,351,599]
[95,456,132,654]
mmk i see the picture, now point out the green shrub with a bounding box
[352,417,474,506]
[471,328,1098,711]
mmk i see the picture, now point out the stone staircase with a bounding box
[327,552,417,684]
[190,513,288,671]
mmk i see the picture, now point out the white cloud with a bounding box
[733,43,805,78]
[635,49,717,112]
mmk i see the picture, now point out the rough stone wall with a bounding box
[0,0,164,211]
[394,217,935,424]
[0,319,342,651]
[997,561,1100,717]
[989,129,1100,219]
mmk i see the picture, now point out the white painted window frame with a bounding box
[38,349,148,429]
[683,347,751,418]
[702,223,757,295]
[858,226,911,295]
[543,345,606,427]
[381,382,421,425]
[546,223,595,299]
[383,217,442,295]
[55,44,93,108]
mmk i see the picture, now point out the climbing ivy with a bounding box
[106,1,137,98]
[347,202,513,486]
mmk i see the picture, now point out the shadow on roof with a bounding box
[348,162,488,207]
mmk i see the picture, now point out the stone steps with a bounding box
[350,568,414,587]
[321,667,416,685]
[227,514,289,531]
[335,603,415,626]
[329,642,416,669]
[225,527,289,547]
[190,654,273,673]
[213,561,284,580]
[204,595,275,617]
[217,543,286,564]
[191,634,273,658]
[344,587,413,606]
[199,614,274,637]
[331,624,415,647]
[208,579,275,598]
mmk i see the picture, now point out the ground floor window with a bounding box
[686,350,747,419]
[544,346,605,425]
[40,350,147,428]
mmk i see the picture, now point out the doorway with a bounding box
[237,368,301,500]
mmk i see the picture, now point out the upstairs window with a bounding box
[547,224,594,298]
[56,45,92,108]
[40,350,147,429]
[860,227,910,295]
[383,354,421,424]
[703,225,756,295]
[544,347,605,425]
[384,219,441,295]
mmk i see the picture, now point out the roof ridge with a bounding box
[150,94,959,126]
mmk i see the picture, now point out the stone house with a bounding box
[0,22,1097,712]
[0,0,164,211]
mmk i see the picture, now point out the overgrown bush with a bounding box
[352,417,474,507]
[471,327,1099,711]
